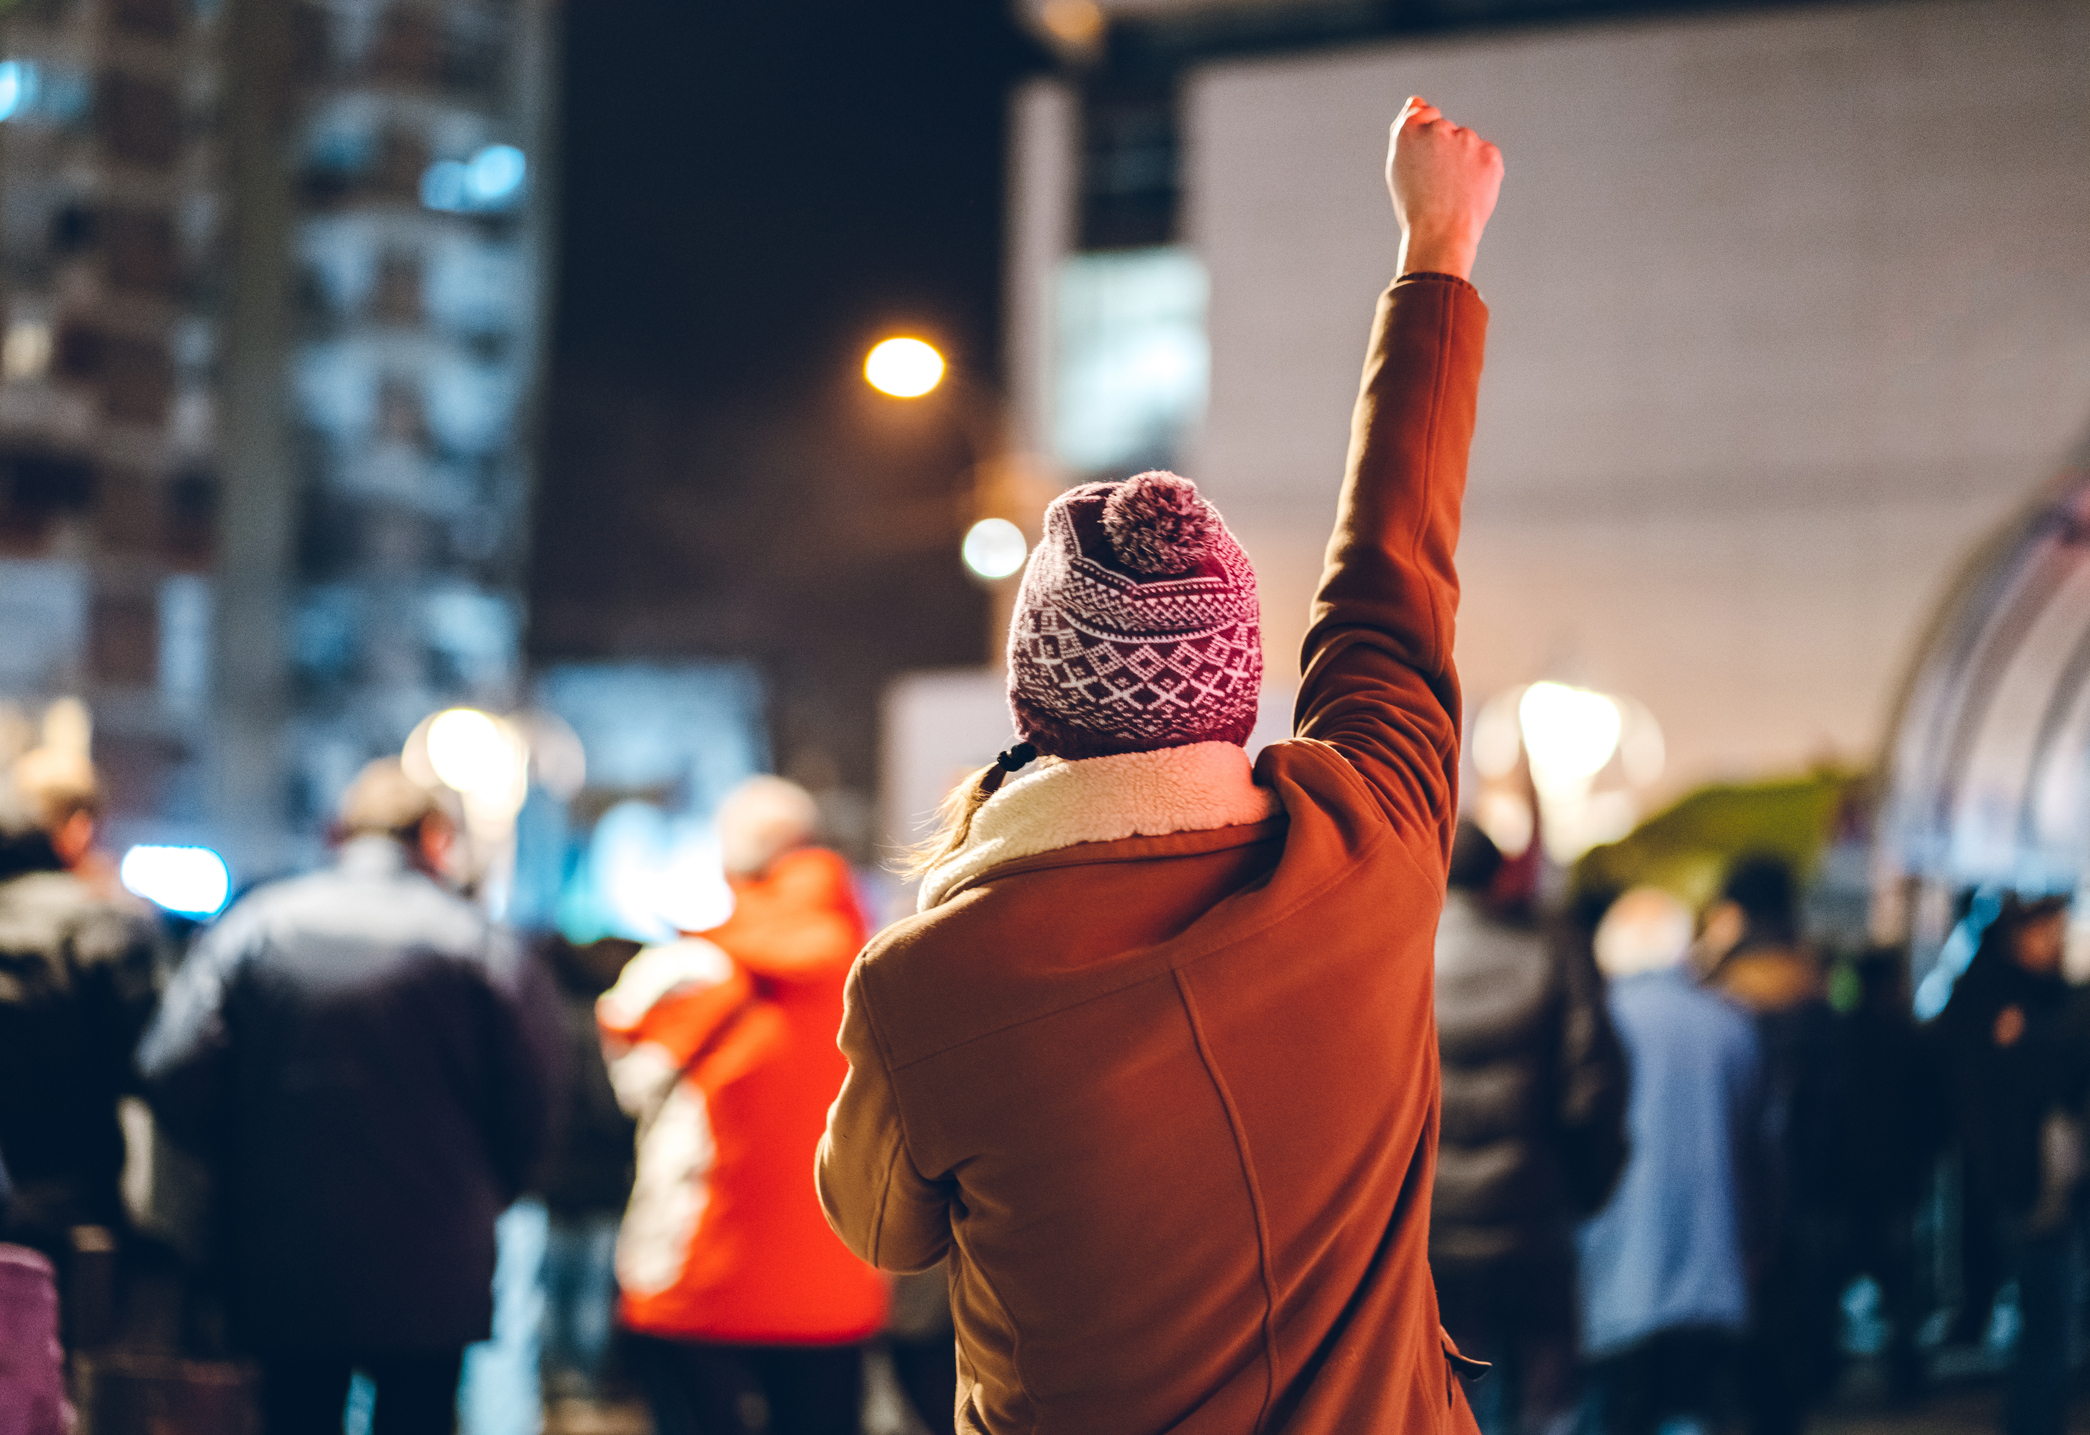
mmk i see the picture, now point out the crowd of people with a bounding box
[0,747,942,1435]
[4,95,2090,1435]
[1434,827,2090,1435]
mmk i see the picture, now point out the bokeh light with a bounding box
[0,61,36,123]
[1518,681,1623,790]
[121,845,231,917]
[864,337,945,398]
[421,144,528,214]
[425,707,527,803]
[468,144,527,203]
[1039,0,1107,49]
[961,518,1028,580]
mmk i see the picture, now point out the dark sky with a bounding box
[532,3,1046,792]
[553,1,1044,402]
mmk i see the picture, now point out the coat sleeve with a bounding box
[136,906,254,1153]
[816,964,952,1273]
[1294,272,1488,868]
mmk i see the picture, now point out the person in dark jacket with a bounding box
[1936,892,2074,1435]
[1431,821,1628,1435]
[537,935,638,1404]
[1702,855,1844,1435]
[1836,947,1943,1402]
[139,758,559,1435]
[0,757,160,1266]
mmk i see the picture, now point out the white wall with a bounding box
[1154,0,2090,794]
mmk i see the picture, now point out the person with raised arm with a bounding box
[818,98,1501,1433]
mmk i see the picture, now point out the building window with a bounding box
[1078,71,1178,251]
[1053,245,1208,478]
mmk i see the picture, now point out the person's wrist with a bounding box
[1397,222,1479,280]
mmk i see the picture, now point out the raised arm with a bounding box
[1296,98,1501,865]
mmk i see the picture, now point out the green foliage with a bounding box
[1572,772,1850,911]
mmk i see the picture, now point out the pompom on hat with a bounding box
[1007,471,1262,759]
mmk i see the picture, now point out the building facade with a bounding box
[0,0,218,838]
[0,0,556,883]
[1003,0,2090,816]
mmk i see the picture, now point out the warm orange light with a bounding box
[1040,0,1106,49]
[864,337,945,398]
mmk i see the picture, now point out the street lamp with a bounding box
[862,335,1054,658]
[864,337,946,399]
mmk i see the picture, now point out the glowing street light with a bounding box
[864,337,945,398]
[961,517,1028,581]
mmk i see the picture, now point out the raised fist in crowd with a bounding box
[1387,95,1503,280]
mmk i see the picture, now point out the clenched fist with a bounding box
[1387,96,1503,281]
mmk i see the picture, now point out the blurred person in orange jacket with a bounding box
[599,776,887,1435]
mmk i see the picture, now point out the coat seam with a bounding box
[1174,970,1280,1433]
[870,1137,900,1268]
[855,974,947,1265]
[948,1217,1043,1421]
[1412,278,1452,680]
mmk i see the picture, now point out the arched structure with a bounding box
[1879,441,2090,989]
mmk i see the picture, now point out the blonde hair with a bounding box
[901,762,1009,880]
[14,746,100,832]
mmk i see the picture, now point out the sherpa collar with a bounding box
[917,740,1282,912]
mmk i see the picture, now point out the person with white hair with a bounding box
[598,774,886,1435]
[1577,887,1765,1435]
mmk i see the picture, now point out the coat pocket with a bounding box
[1441,1324,1490,1405]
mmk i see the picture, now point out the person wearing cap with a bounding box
[1936,892,2076,1435]
[818,99,1501,1433]
[598,775,887,1435]
[139,758,559,1435]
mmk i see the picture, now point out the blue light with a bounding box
[467,145,526,204]
[421,147,526,215]
[0,61,39,123]
[420,159,471,213]
[120,845,231,917]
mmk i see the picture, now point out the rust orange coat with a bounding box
[819,273,1489,1432]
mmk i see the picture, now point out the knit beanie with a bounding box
[1007,471,1262,760]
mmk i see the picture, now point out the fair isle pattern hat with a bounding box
[1007,471,1262,760]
